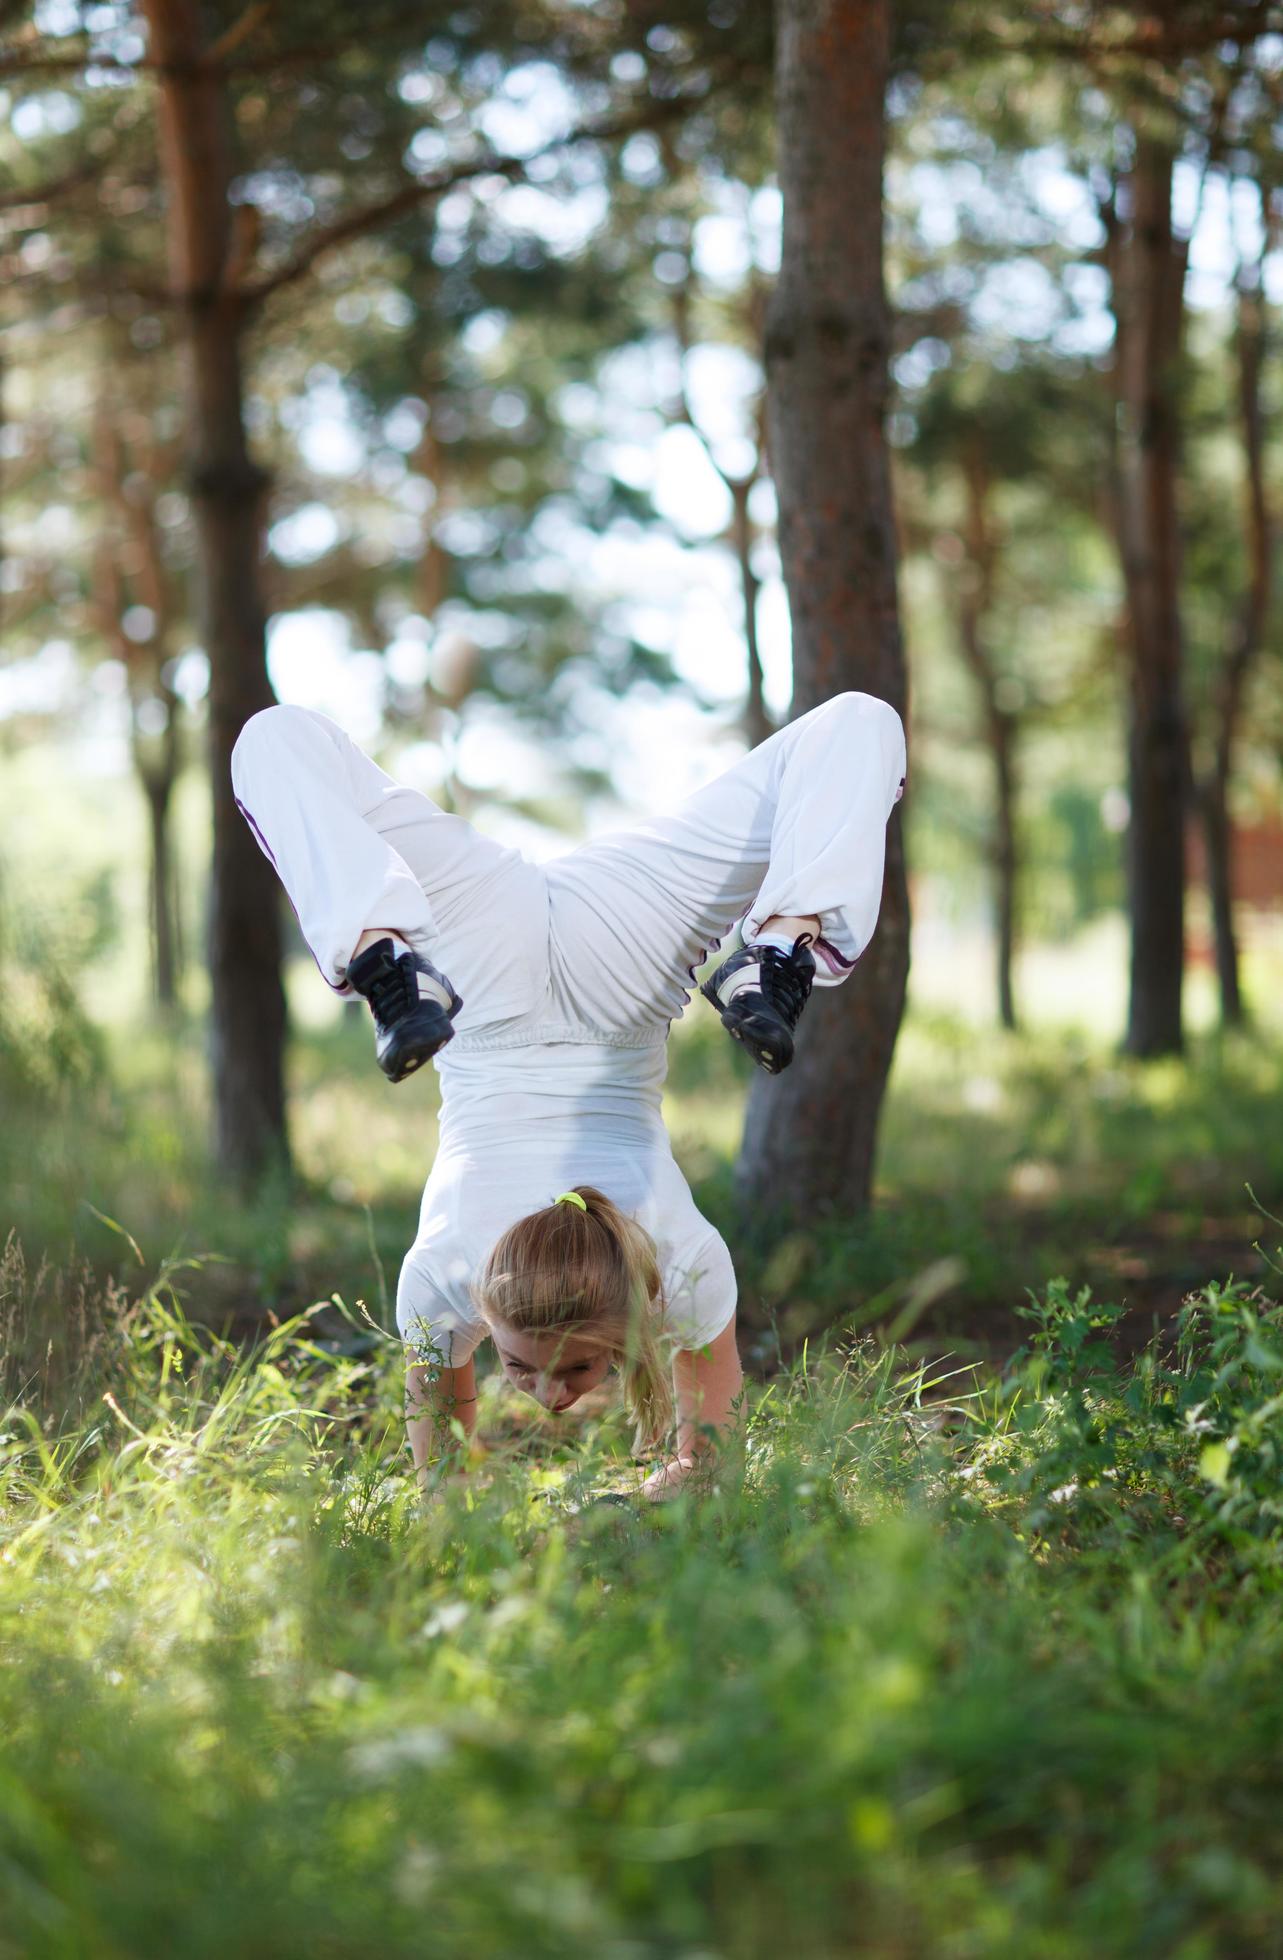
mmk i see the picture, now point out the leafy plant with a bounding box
[963,1275,1283,1586]
[5,1241,1283,1958]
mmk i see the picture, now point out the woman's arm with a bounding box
[405,1356,478,1498]
[638,1318,743,1500]
[674,1317,743,1456]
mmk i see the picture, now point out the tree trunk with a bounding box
[992,713,1018,1032]
[127,666,184,1010]
[1199,783,1240,1025]
[0,348,6,642]
[1109,135,1190,1057]
[141,0,287,1178]
[197,316,287,1178]
[730,477,772,751]
[672,275,774,752]
[1197,203,1272,1029]
[736,0,909,1227]
[144,772,178,1007]
[956,454,1019,1031]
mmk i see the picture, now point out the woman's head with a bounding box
[470,1185,674,1451]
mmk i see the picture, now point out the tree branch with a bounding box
[239,77,732,307]
[0,158,104,213]
[989,4,1282,65]
[205,0,274,65]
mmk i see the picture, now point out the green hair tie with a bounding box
[553,1190,587,1211]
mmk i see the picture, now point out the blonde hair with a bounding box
[470,1184,675,1454]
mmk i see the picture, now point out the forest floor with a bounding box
[5,1228,1283,1957]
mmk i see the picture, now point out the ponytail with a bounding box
[470,1184,676,1454]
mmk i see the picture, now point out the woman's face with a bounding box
[492,1325,613,1413]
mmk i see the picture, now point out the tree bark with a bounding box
[735,0,909,1228]
[1199,787,1239,1021]
[1108,135,1190,1057]
[130,674,183,1009]
[956,455,1019,1031]
[89,397,186,1012]
[992,716,1018,1032]
[144,770,177,1007]
[730,476,771,751]
[141,0,287,1178]
[671,277,774,751]
[1197,200,1272,1028]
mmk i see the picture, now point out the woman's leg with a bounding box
[544,691,906,1029]
[231,705,547,1026]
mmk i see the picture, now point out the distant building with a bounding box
[1185,815,1283,964]
[1186,816,1283,906]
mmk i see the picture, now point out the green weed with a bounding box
[4,1250,1283,1957]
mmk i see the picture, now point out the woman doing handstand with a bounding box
[231,691,906,1502]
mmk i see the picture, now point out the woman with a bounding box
[231,690,906,1501]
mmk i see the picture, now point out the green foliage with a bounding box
[6,1256,1283,1955]
[1033,783,1125,930]
[967,1273,1283,1583]
[0,865,113,1103]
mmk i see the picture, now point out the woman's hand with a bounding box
[630,1321,744,1502]
[637,1453,700,1502]
[672,1320,743,1461]
[417,1465,474,1516]
[405,1356,478,1491]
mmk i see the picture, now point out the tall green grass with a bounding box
[5,1238,1283,1959]
[7,851,1283,1950]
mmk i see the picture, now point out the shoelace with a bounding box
[364,950,418,1026]
[756,943,814,1025]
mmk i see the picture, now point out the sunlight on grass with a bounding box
[5,1257,1283,1956]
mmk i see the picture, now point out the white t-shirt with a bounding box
[395,1029,738,1367]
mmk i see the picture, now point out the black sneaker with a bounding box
[345,936,463,1082]
[699,932,816,1075]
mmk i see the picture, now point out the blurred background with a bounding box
[2,0,1281,1362]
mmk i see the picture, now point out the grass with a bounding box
[5,1249,1283,1956]
[7,809,1283,1953]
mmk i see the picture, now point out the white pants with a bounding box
[230,692,907,1044]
